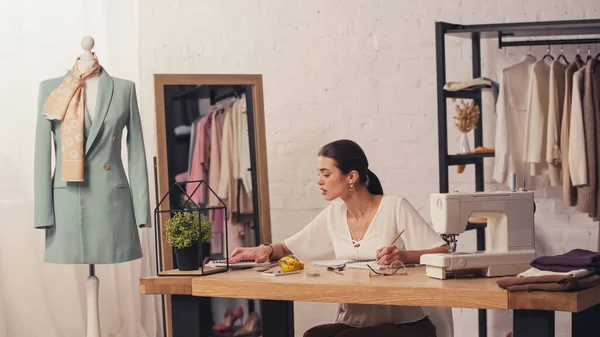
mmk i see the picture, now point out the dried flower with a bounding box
[453,99,480,133]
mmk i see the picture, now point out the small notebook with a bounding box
[311,259,381,270]
[206,259,272,268]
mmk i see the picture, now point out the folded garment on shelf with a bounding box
[496,273,600,292]
[518,267,593,279]
[444,78,493,91]
[531,249,600,272]
[443,77,499,104]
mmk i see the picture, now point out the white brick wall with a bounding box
[138,1,600,336]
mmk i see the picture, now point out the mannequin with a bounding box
[78,36,101,337]
[34,33,151,337]
[77,36,99,123]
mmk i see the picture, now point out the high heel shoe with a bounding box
[233,311,261,336]
[212,306,244,332]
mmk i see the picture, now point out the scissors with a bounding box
[327,265,346,275]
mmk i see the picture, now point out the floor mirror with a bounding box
[153,74,273,337]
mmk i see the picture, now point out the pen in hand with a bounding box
[376,229,405,263]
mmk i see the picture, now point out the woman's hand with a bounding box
[376,245,409,266]
[230,245,272,264]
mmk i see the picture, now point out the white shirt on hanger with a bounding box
[493,55,541,188]
[523,57,551,177]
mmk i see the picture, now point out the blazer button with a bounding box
[112,136,117,142]
[103,164,110,170]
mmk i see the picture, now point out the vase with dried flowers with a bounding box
[453,99,480,154]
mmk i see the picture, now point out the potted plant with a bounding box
[164,211,213,271]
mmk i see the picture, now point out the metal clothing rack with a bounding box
[435,18,600,337]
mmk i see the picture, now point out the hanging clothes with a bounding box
[232,96,253,194]
[577,58,600,219]
[208,108,226,208]
[545,60,569,187]
[208,106,227,254]
[561,60,584,206]
[568,66,588,189]
[217,101,253,219]
[493,54,539,188]
[523,57,552,177]
[186,112,212,206]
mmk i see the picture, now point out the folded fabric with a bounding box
[443,77,500,105]
[531,249,600,272]
[518,266,593,279]
[497,274,600,292]
[444,78,492,91]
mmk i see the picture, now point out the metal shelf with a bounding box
[447,153,495,166]
[435,18,600,337]
[444,89,485,100]
[443,18,600,39]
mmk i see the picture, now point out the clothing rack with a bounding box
[210,85,246,105]
[435,18,600,337]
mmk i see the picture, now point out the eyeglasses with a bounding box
[327,265,346,275]
[367,261,407,277]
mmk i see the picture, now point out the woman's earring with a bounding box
[348,183,355,192]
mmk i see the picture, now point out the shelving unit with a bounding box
[435,18,600,337]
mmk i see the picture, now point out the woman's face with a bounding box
[316,156,356,201]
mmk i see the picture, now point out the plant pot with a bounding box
[459,132,471,154]
[175,245,200,271]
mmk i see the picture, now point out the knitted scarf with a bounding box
[43,54,100,182]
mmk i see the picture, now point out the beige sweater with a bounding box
[546,60,569,186]
[569,66,588,186]
[561,61,583,206]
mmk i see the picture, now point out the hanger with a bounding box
[575,44,584,65]
[542,45,554,61]
[587,45,592,60]
[556,45,569,65]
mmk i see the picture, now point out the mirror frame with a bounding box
[153,74,272,336]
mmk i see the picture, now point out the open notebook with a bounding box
[312,259,423,270]
[206,259,272,268]
[311,259,381,270]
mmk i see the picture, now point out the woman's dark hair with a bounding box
[318,139,384,195]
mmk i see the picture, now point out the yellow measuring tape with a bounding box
[278,255,304,272]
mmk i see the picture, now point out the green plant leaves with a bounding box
[164,211,213,249]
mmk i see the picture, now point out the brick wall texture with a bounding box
[139,1,600,336]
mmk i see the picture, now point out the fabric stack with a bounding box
[497,249,600,292]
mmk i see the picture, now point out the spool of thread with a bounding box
[510,172,516,191]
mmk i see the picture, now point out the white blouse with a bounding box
[284,195,448,327]
[493,55,538,188]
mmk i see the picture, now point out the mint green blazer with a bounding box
[34,67,151,264]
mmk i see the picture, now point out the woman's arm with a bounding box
[404,244,450,264]
[260,242,293,261]
[377,244,450,265]
[230,242,294,263]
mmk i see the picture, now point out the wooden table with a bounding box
[140,266,600,337]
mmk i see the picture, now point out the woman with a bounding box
[230,139,451,337]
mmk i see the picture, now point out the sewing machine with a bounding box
[420,191,536,280]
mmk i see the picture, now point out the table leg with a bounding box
[172,295,213,337]
[260,300,294,337]
[513,310,555,337]
[572,303,600,337]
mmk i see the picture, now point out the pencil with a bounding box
[390,229,405,246]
